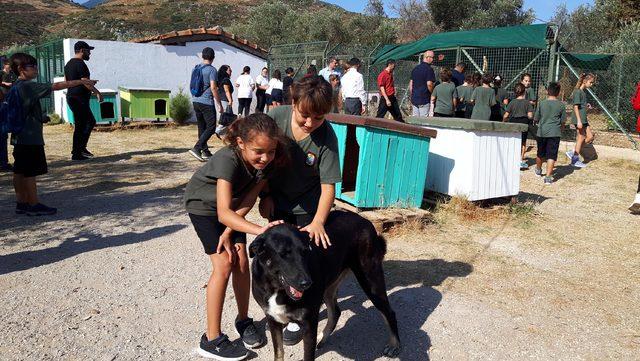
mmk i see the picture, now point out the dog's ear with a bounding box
[249,235,265,258]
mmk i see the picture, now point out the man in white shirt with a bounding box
[255,67,269,113]
[340,58,367,115]
[318,57,341,82]
[235,66,255,117]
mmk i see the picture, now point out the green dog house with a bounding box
[326,114,437,209]
[119,87,171,121]
[65,89,118,125]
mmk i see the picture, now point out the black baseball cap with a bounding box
[74,41,95,52]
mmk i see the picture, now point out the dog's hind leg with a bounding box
[267,317,285,361]
[317,270,348,349]
[352,263,402,358]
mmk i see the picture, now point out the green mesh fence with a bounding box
[9,40,65,113]
[265,41,640,148]
[557,52,640,142]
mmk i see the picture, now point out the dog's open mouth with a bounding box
[280,276,304,301]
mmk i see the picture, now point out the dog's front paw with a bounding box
[382,344,401,358]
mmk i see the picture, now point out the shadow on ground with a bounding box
[291,259,474,361]
[0,224,186,276]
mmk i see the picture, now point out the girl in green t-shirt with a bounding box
[470,73,497,120]
[565,73,596,168]
[185,114,287,360]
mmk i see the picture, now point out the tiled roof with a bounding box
[131,27,268,59]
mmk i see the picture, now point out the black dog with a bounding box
[250,210,401,361]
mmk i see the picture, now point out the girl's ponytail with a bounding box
[575,73,595,89]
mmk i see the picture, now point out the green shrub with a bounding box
[46,113,62,126]
[170,87,192,125]
[605,111,636,132]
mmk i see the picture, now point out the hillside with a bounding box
[81,0,108,9]
[38,0,348,47]
[0,0,85,49]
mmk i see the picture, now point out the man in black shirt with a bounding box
[1,57,17,171]
[65,41,102,161]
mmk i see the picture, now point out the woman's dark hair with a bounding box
[440,67,452,82]
[464,74,474,84]
[291,76,333,116]
[273,69,282,80]
[285,67,294,75]
[521,73,532,81]
[514,83,526,97]
[547,82,561,97]
[472,72,482,87]
[10,53,37,75]
[202,47,215,61]
[218,65,230,81]
[306,64,317,76]
[242,66,250,74]
[262,67,268,72]
[224,113,289,168]
[493,75,503,87]
[481,73,493,85]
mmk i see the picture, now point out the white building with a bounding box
[54,27,268,121]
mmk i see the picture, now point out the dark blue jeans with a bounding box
[0,131,8,166]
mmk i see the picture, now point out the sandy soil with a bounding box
[1,124,639,361]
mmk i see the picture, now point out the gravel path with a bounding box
[1,124,639,360]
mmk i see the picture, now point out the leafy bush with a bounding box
[46,113,63,126]
[170,87,193,125]
[606,111,636,132]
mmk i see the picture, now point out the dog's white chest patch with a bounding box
[267,294,289,324]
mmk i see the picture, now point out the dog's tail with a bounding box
[373,234,388,259]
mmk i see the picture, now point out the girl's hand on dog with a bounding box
[301,221,331,249]
[217,230,237,264]
[259,220,284,234]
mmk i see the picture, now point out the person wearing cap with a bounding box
[64,41,102,161]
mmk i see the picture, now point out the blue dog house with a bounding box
[65,89,118,125]
[326,114,437,209]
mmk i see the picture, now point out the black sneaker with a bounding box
[15,202,29,214]
[26,203,57,216]
[283,322,303,346]
[81,149,94,158]
[189,148,205,162]
[72,154,90,161]
[235,318,266,349]
[197,333,248,361]
[202,149,213,161]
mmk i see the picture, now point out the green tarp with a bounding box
[373,24,551,64]
[561,51,614,71]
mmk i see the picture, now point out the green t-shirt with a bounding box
[456,85,472,111]
[11,80,52,146]
[525,87,537,102]
[184,146,269,216]
[506,98,533,119]
[432,82,457,115]
[470,87,496,120]
[534,99,566,138]
[267,105,342,215]
[570,88,588,125]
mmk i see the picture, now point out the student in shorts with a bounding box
[261,76,342,346]
[504,83,534,170]
[9,53,97,216]
[533,82,565,185]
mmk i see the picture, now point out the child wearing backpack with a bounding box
[565,73,596,168]
[5,53,97,215]
[184,113,287,360]
[533,82,565,185]
[503,83,534,169]
[455,74,473,118]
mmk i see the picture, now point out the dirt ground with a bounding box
[1,124,639,361]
